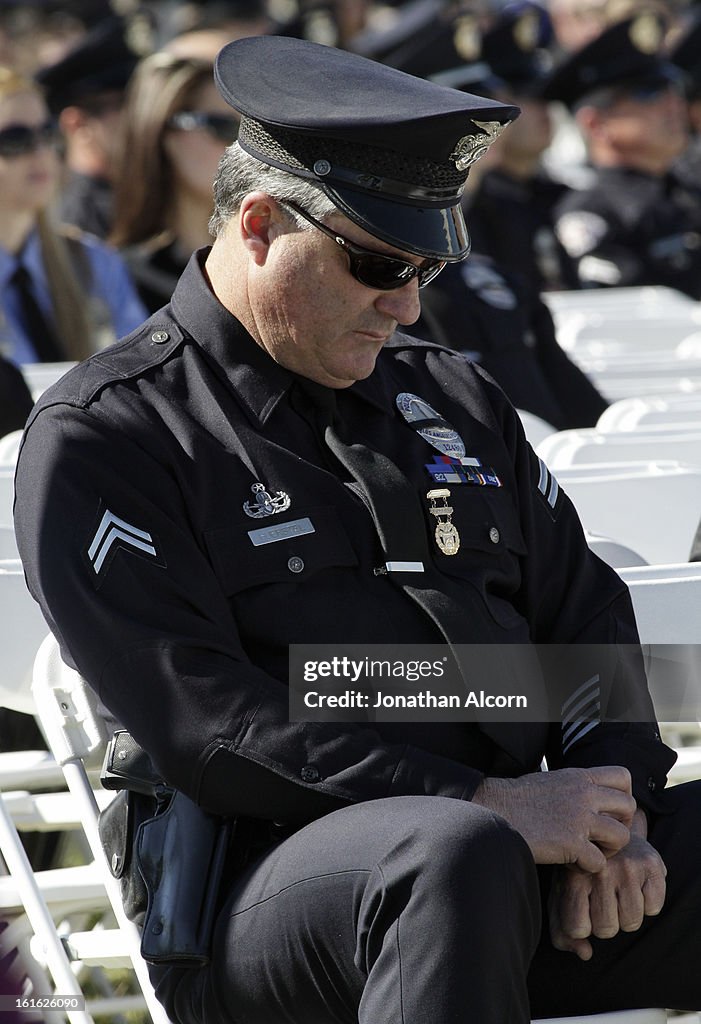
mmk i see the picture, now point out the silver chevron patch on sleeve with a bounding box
[88,509,158,575]
[561,673,601,755]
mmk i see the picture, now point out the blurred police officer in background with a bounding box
[355,2,607,428]
[545,12,701,296]
[13,33,701,1024]
[415,251,608,428]
[36,14,152,239]
[666,8,701,187]
[450,4,580,294]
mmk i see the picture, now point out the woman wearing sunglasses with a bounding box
[109,52,240,313]
[0,66,147,367]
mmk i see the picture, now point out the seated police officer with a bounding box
[13,35,701,1024]
[544,14,701,297]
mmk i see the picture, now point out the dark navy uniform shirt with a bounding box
[465,170,579,294]
[553,166,701,297]
[13,250,675,824]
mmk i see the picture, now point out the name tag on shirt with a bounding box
[248,517,315,546]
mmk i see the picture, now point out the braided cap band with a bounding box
[238,116,469,204]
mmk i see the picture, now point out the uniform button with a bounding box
[647,776,656,792]
[288,556,304,573]
[301,765,320,783]
[151,330,169,344]
[489,526,500,544]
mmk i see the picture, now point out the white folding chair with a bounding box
[585,532,647,569]
[0,429,23,467]
[538,428,701,472]
[20,363,76,403]
[544,284,697,325]
[617,564,701,785]
[0,526,19,559]
[0,558,65,800]
[0,560,52,717]
[543,462,701,565]
[0,563,169,1021]
[618,564,701,645]
[0,468,14,528]
[23,634,172,1024]
[517,409,557,448]
[597,395,701,434]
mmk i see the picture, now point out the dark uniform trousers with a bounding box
[11,252,692,1023]
[152,782,701,1024]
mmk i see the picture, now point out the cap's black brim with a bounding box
[324,184,470,260]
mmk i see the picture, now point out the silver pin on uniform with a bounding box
[243,482,291,518]
[427,488,460,556]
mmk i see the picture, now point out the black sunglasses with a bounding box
[281,200,446,292]
[0,120,60,158]
[167,110,239,144]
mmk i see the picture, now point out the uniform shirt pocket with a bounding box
[204,506,358,595]
[427,488,527,629]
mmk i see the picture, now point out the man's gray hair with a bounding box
[209,142,337,237]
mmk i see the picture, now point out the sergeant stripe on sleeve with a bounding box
[562,674,601,755]
[537,457,559,510]
[88,509,158,574]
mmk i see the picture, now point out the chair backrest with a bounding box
[551,463,701,565]
[597,395,701,433]
[0,429,23,467]
[0,561,52,715]
[0,525,19,559]
[30,634,110,770]
[585,533,647,569]
[27,633,173,1024]
[517,409,556,448]
[0,467,14,528]
[20,361,76,402]
[538,428,701,471]
[619,565,701,644]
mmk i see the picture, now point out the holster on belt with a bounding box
[97,729,233,967]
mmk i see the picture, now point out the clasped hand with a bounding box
[473,767,667,959]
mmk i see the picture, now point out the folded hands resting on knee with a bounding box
[472,766,667,959]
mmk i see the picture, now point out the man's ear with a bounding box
[240,193,285,266]
[574,104,603,140]
[58,105,90,136]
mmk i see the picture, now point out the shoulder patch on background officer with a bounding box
[460,259,517,309]
[554,211,608,258]
[84,506,165,585]
[577,255,622,285]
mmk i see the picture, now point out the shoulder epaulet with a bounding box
[27,312,185,427]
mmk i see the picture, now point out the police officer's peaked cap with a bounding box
[667,14,701,95]
[36,15,150,114]
[350,0,446,68]
[542,13,679,108]
[354,4,551,95]
[480,4,553,96]
[214,35,519,260]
